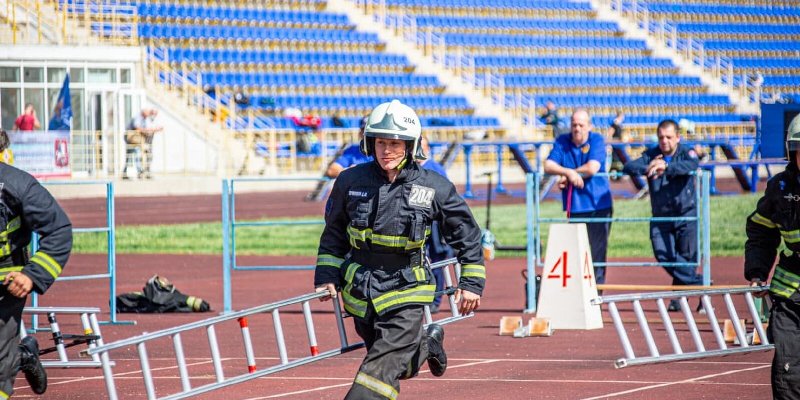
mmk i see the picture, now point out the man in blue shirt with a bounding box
[623,119,701,311]
[544,109,613,284]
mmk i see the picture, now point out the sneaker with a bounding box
[668,299,681,312]
[19,336,47,394]
[426,324,447,377]
[429,304,440,314]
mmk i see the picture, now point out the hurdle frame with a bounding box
[32,180,132,326]
[222,177,327,312]
[524,170,713,313]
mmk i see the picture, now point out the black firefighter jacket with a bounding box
[315,161,485,318]
[622,143,700,217]
[0,163,72,294]
[745,162,800,299]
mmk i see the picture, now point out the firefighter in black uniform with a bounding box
[623,119,702,311]
[315,100,485,399]
[746,114,800,400]
[0,129,72,397]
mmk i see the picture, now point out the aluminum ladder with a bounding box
[593,286,774,368]
[20,307,108,368]
[87,258,469,400]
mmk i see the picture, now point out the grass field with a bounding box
[74,194,761,257]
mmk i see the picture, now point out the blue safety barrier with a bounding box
[523,171,712,313]
[222,177,328,312]
[32,180,132,328]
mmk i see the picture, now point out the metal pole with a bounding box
[272,309,289,364]
[207,325,225,382]
[525,173,536,313]
[173,333,192,391]
[656,298,683,354]
[463,144,474,198]
[107,182,118,321]
[222,179,232,312]
[608,302,635,360]
[633,300,660,357]
[302,301,319,356]
[138,342,157,400]
[702,172,711,286]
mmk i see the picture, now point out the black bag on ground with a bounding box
[116,275,211,313]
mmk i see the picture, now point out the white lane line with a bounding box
[243,382,353,399]
[579,364,771,400]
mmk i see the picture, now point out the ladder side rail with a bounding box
[723,293,748,347]
[617,346,774,369]
[655,298,683,354]
[679,296,706,352]
[599,286,762,302]
[173,333,192,392]
[632,300,660,357]
[700,294,727,350]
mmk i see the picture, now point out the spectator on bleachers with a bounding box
[544,109,613,286]
[13,104,41,131]
[607,111,626,179]
[331,111,348,128]
[325,117,371,179]
[622,119,703,311]
[123,109,163,180]
[540,101,565,138]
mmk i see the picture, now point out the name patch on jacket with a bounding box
[348,190,368,198]
[409,185,435,208]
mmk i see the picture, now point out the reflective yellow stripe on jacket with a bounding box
[461,264,486,279]
[316,254,344,269]
[0,217,21,257]
[30,252,62,279]
[354,372,398,400]
[750,212,776,229]
[770,266,800,299]
[780,229,800,244]
[372,284,436,314]
[342,262,367,318]
[346,226,430,250]
[0,265,24,282]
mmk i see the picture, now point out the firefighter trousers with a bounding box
[769,294,800,400]
[0,290,26,399]
[345,305,429,400]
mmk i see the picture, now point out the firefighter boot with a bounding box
[19,336,47,394]
[426,324,447,377]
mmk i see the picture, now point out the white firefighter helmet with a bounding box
[787,113,800,158]
[361,99,426,162]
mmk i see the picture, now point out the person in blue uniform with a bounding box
[623,119,702,311]
[314,100,485,399]
[325,117,373,179]
[543,109,613,285]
